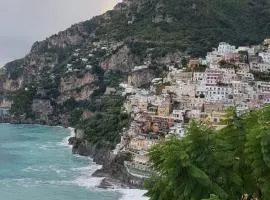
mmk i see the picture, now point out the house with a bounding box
[258,52,270,63]
[128,136,156,151]
[208,111,227,125]
[193,72,204,82]
[217,42,236,55]
[197,85,233,102]
[204,102,229,113]
[157,102,171,117]
[256,81,270,93]
[169,123,185,137]
[188,58,200,71]
[172,110,185,122]
[172,72,193,83]
[250,62,270,72]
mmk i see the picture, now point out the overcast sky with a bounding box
[0,0,121,66]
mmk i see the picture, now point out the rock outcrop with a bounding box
[69,129,145,187]
[128,68,155,88]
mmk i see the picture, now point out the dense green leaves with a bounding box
[10,85,37,118]
[145,106,270,200]
[81,95,130,149]
[95,0,270,56]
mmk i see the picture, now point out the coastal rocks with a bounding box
[69,129,145,188]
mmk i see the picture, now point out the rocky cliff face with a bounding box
[69,129,145,188]
[128,68,155,88]
[2,0,269,124]
[1,0,268,188]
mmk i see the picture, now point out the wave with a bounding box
[118,189,149,200]
[71,161,104,189]
[23,165,67,174]
[58,127,75,148]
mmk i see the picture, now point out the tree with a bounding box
[145,106,270,200]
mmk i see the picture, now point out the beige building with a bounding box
[128,136,156,151]
[157,102,171,117]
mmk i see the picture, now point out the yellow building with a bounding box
[203,111,227,127]
[134,153,150,165]
[138,101,148,112]
[157,102,171,117]
[128,137,156,151]
[264,39,270,49]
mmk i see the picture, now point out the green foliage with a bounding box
[91,0,270,56]
[4,59,24,80]
[202,194,220,200]
[81,95,130,149]
[10,86,37,118]
[145,106,270,200]
[69,110,83,126]
[253,71,270,81]
[104,70,126,87]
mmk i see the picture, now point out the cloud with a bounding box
[0,0,121,66]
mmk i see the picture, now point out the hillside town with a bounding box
[1,39,270,180]
[115,39,270,178]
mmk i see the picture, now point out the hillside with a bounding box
[1,0,270,149]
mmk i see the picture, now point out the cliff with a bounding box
[1,0,270,188]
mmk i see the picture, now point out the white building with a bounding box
[196,85,233,102]
[232,81,249,95]
[236,71,254,81]
[172,110,185,122]
[258,52,270,63]
[250,62,270,72]
[169,123,185,137]
[256,81,270,93]
[236,46,260,56]
[193,72,204,82]
[218,42,236,56]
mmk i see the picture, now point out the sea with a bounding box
[0,124,148,200]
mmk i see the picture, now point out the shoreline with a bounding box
[0,122,148,199]
[64,126,149,200]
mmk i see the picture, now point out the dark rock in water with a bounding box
[97,178,114,189]
[69,129,145,188]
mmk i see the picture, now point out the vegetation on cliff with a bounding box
[98,0,270,56]
[10,85,37,118]
[145,106,270,200]
[4,0,270,172]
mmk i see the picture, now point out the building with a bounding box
[188,58,200,71]
[257,81,270,93]
[157,102,171,117]
[169,123,185,137]
[218,42,236,55]
[258,52,270,63]
[250,62,270,72]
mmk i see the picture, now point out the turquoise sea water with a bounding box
[0,124,121,200]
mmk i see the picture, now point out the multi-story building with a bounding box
[258,52,270,63]
[218,42,236,55]
[250,62,270,72]
[197,85,233,102]
[257,81,270,93]
[171,110,185,122]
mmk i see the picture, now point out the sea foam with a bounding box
[58,127,75,148]
[118,189,149,200]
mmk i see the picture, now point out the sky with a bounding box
[0,0,121,66]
